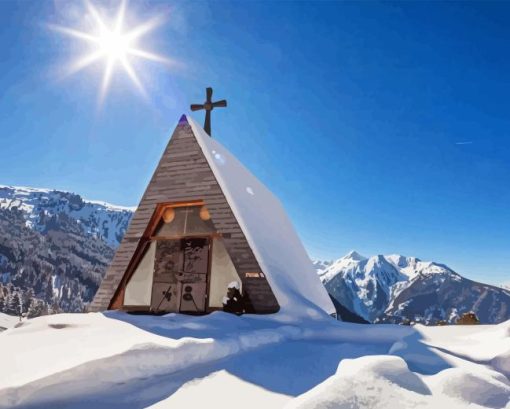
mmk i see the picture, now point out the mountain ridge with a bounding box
[316,251,510,324]
[0,185,133,315]
[0,185,133,247]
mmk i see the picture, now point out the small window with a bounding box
[154,205,215,237]
[185,206,215,235]
[154,207,187,237]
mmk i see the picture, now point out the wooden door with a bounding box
[150,239,182,312]
[178,237,210,313]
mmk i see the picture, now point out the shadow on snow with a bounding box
[1,311,455,409]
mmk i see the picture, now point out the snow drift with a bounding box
[0,312,508,408]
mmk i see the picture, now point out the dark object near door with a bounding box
[223,290,245,315]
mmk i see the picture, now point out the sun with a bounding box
[51,0,171,103]
[98,30,130,60]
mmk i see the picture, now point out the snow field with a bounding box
[0,312,18,331]
[0,312,508,408]
[286,355,509,409]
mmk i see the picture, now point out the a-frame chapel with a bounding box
[89,114,334,316]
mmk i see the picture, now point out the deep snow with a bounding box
[0,312,18,331]
[0,311,508,409]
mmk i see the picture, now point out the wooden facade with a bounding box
[89,115,279,313]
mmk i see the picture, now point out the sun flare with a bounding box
[51,0,171,103]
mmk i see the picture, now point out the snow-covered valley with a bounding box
[0,312,508,409]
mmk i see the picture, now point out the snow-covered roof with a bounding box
[187,116,335,317]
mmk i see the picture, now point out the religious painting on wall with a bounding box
[150,239,181,312]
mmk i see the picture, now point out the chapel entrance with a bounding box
[120,202,245,314]
[150,237,210,314]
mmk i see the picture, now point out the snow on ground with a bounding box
[0,311,508,409]
[0,312,18,332]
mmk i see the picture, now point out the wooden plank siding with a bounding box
[89,117,279,313]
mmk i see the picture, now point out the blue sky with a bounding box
[0,1,509,285]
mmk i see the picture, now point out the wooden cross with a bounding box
[190,87,227,137]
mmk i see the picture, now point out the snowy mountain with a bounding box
[0,185,133,316]
[318,251,510,324]
[383,271,510,325]
[311,259,333,273]
[0,185,134,247]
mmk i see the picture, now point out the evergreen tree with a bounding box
[49,299,61,315]
[10,292,21,317]
[44,279,54,304]
[4,294,13,315]
[27,300,44,318]
[5,293,14,315]
[22,288,34,313]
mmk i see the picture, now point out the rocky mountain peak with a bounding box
[316,252,510,325]
[342,250,367,261]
